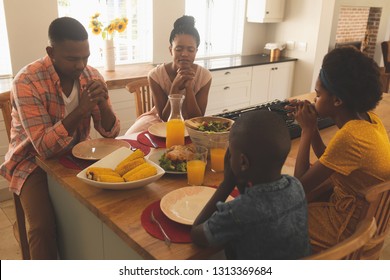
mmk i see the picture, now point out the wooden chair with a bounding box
[303,217,377,260]
[0,90,30,259]
[125,77,153,117]
[381,41,390,93]
[359,180,390,259]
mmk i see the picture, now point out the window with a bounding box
[57,0,152,67]
[0,0,12,77]
[185,0,245,58]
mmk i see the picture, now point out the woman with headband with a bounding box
[288,46,390,252]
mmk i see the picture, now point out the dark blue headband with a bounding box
[319,68,344,99]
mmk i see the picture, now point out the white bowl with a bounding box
[76,147,165,190]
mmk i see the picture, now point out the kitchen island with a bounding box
[36,93,390,260]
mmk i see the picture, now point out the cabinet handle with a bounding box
[266,11,270,14]
[275,67,278,70]
[224,71,231,75]
[223,86,230,90]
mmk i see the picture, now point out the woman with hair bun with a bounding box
[288,46,390,252]
[125,15,212,134]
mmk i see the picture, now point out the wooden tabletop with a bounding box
[36,93,390,260]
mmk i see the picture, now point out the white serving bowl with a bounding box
[76,147,165,190]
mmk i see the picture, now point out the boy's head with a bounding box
[228,110,291,183]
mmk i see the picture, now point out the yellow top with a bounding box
[309,112,390,250]
[320,111,390,194]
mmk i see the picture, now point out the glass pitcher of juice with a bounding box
[166,94,185,148]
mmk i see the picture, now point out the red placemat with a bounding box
[120,139,151,156]
[58,153,95,170]
[141,186,240,243]
[137,131,192,148]
[141,200,192,243]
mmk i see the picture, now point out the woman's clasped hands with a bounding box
[173,67,195,93]
[285,99,318,132]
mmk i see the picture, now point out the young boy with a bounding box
[191,110,311,259]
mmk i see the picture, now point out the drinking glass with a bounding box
[210,138,229,173]
[186,145,208,185]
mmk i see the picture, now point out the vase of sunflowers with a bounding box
[89,13,128,72]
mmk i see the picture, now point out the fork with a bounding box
[150,210,171,247]
[145,133,159,148]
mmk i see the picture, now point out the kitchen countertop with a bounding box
[196,54,297,71]
[0,54,297,91]
[100,54,297,90]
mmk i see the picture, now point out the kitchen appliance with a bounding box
[214,100,335,139]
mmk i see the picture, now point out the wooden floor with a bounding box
[0,198,389,260]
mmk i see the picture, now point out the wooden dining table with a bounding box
[36,93,390,260]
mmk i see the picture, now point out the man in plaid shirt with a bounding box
[0,17,120,259]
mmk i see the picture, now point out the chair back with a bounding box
[0,90,30,259]
[381,41,390,73]
[303,217,377,260]
[360,180,390,259]
[0,91,11,141]
[125,77,153,117]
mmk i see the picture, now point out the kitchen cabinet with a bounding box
[206,67,252,116]
[247,0,285,23]
[250,61,295,105]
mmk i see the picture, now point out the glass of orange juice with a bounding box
[186,146,208,185]
[210,138,229,173]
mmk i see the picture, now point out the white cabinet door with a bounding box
[249,66,271,105]
[247,0,285,23]
[268,62,295,101]
[206,67,252,116]
[250,61,294,104]
[206,81,252,116]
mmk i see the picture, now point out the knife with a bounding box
[145,133,158,148]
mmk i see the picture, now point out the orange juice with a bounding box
[210,148,226,172]
[166,119,185,148]
[187,160,206,185]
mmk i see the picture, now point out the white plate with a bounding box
[160,186,234,225]
[72,138,131,160]
[76,147,165,190]
[148,122,189,138]
[147,148,186,175]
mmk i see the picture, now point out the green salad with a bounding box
[159,154,187,172]
[197,121,229,132]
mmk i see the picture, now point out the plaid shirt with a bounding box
[0,55,120,194]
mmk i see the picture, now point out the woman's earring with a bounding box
[52,59,56,63]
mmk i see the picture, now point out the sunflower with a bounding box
[116,19,127,33]
[91,26,102,35]
[89,13,128,40]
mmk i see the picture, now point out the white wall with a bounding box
[4,0,58,75]
[152,0,185,64]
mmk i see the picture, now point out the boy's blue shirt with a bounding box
[203,175,311,259]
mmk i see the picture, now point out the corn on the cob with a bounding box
[96,174,124,183]
[117,149,144,167]
[115,157,146,176]
[86,167,121,181]
[123,164,157,182]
